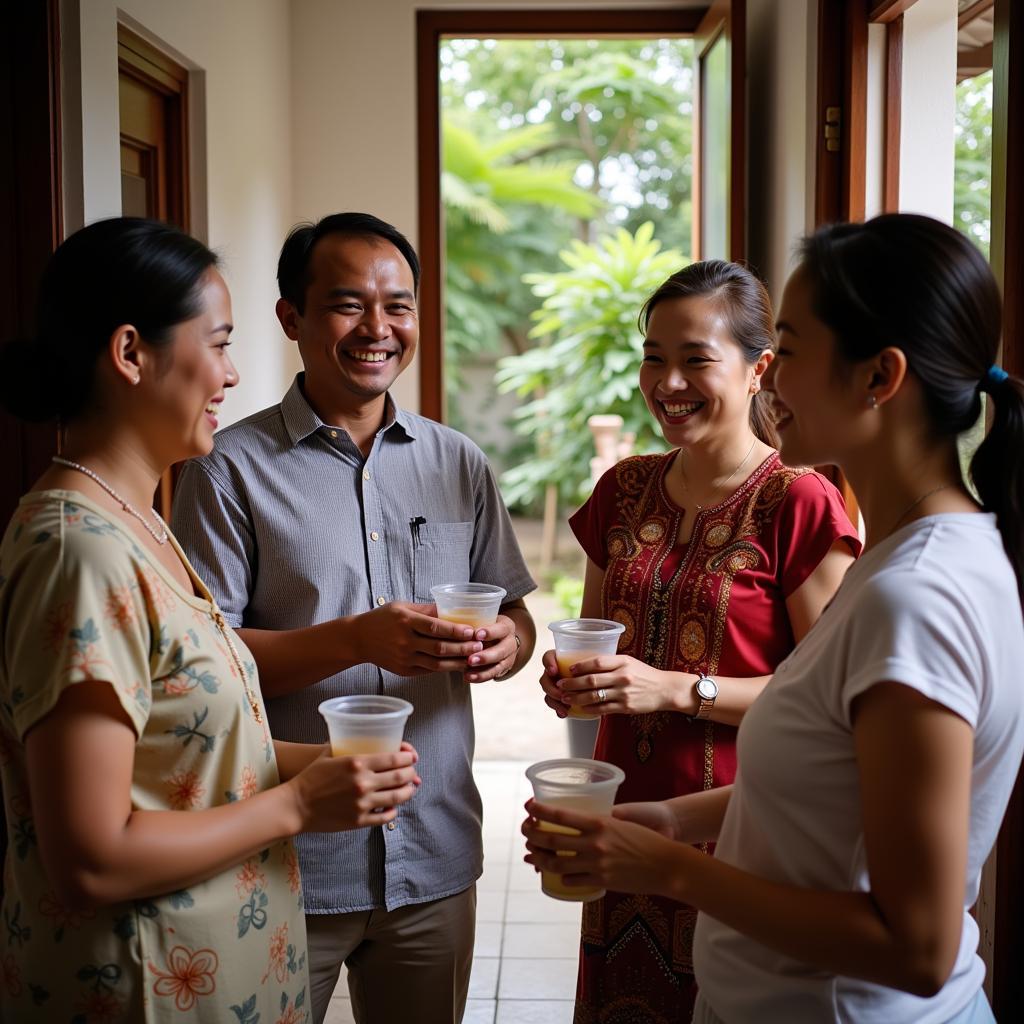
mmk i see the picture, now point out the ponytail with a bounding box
[971,375,1024,599]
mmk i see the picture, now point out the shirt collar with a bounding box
[281,374,417,447]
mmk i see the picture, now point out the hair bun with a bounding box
[0,337,62,422]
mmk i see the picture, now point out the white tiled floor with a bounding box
[325,761,581,1024]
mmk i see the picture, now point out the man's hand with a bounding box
[464,614,518,683]
[357,602,483,676]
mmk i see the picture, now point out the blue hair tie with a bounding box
[984,364,1009,390]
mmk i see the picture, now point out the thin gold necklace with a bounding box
[887,483,953,537]
[680,438,758,511]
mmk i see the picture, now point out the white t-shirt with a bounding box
[693,514,1024,1023]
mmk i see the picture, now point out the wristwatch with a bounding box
[693,672,719,720]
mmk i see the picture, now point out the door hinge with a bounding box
[825,106,841,152]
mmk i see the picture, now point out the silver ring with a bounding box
[597,688,608,703]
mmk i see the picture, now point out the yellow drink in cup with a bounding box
[439,609,497,629]
[525,758,626,902]
[431,583,506,628]
[549,619,626,719]
[318,695,413,756]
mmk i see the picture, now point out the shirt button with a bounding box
[370,531,379,542]
[329,430,338,438]
[377,596,386,606]
[363,469,371,481]
[386,821,396,831]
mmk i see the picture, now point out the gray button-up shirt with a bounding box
[171,375,535,913]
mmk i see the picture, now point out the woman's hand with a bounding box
[539,649,570,717]
[521,797,679,897]
[288,741,421,832]
[612,800,680,841]
[556,654,685,716]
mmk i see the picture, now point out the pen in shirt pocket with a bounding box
[409,515,426,547]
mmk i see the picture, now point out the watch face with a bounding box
[696,676,718,700]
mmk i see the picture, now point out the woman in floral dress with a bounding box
[538,260,861,1023]
[0,218,421,1022]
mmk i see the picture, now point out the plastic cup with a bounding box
[525,757,626,902]
[548,618,625,719]
[318,695,413,756]
[431,582,507,628]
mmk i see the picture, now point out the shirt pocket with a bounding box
[412,521,474,603]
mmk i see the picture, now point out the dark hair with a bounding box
[798,213,1023,593]
[276,212,421,313]
[0,217,218,423]
[640,260,779,447]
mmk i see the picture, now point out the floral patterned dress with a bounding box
[0,491,310,1023]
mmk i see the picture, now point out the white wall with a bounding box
[899,0,958,221]
[289,0,697,414]
[61,0,300,425]
[746,0,818,306]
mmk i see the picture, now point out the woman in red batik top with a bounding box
[538,260,861,1023]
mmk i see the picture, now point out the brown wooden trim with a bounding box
[0,0,63,904]
[815,0,868,224]
[883,15,903,212]
[991,2,1023,1013]
[867,0,918,24]
[0,0,63,526]
[958,43,994,80]
[959,0,995,30]
[415,7,705,422]
[117,24,190,232]
[416,8,703,37]
[117,25,187,93]
[694,0,745,262]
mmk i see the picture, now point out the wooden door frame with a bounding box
[0,0,63,528]
[692,0,746,263]
[415,6,705,422]
[0,0,63,900]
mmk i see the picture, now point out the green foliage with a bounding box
[954,71,992,258]
[552,574,585,618]
[442,118,602,399]
[496,223,682,509]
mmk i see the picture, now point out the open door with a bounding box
[693,0,746,261]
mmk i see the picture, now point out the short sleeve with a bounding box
[5,528,153,741]
[776,472,862,598]
[840,570,983,729]
[568,465,620,570]
[172,458,256,628]
[468,452,536,602]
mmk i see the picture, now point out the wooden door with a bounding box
[117,26,190,518]
[693,0,746,261]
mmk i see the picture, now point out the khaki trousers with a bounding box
[307,885,476,1024]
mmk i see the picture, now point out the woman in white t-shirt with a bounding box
[522,213,1024,1023]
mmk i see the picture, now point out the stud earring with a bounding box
[751,381,761,394]
[867,394,877,409]
[131,376,140,386]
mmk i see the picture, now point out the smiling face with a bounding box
[770,267,863,467]
[276,234,418,420]
[639,294,763,449]
[145,268,238,462]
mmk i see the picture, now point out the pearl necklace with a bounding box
[52,457,168,545]
[680,438,758,511]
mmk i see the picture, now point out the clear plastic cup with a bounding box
[431,582,507,628]
[318,695,414,756]
[548,618,626,719]
[525,757,626,902]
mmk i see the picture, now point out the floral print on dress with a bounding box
[148,945,219,1012]
[0,492,310,1022]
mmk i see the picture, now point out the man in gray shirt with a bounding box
[172,212,536,1024]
